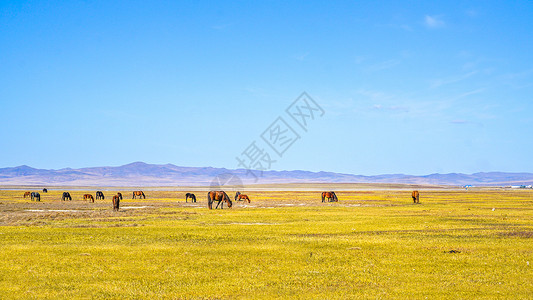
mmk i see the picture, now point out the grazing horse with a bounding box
[96,191,105,200]
[235,192,251,203]
[321,191,338,202]
[412,191,420,204]
[62,192,72,201]
[83,194,95,203]
[31,192,40,201]
[207,191,232,209]
[185,193,196,203]
[112,195,120,211]
[117,192,123,200]
[23,192,31,198]
[132,191,145,199]
[42,188,48,193]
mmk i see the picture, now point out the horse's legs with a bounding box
[216,200,223,209]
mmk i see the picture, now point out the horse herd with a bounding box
[23,190,139,211]
[21,189,422,210]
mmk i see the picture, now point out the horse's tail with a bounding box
[321,192,325,203]
[207,192,213,209]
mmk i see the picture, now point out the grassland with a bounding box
[0,187,532,299]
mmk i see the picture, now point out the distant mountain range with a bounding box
[1,162,532,187]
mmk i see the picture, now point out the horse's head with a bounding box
[223,192,233,208]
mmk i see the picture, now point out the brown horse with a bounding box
[117,192,123,200]
[112,195,120,211]
[23,192,31,198]
[83,194,95,203]
[321,191,338,202]
[132,191,145,199]
[236,193,251,203]
[207,191,232,209]
[412,191,420,203]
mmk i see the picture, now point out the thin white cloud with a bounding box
[450,119,468,124]
[430,71,478,88]
[373,104,409,112]
[366,59,400,72]
[212,23,232,30]
[455,88,485,99]
[465,9,479,18]
[295,52,309,61]
[356,88,393,100]
[424,15,445,28]
[400,24,412,31]
[354,55,367,64]
[500,68,533,89]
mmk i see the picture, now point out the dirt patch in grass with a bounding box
[499,231,533,238]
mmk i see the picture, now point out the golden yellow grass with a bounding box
[0,188,532,299]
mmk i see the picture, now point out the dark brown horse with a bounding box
[235,192,250,203]
[83,194,94,203]
[412,191,420,204]
[185,193,196,203]
[96,191,105,200]
[207,191,232,209]
[31,192,40,201]
[23,192,31,198]
[132,191,145,199]
[62,192,72,201]
[42,188,48,193]
[112,195,120,211]
[117,192,123,200]
[321,191,338,202]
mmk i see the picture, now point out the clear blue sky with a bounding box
[1,1,532,175]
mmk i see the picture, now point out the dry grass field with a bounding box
[0,187,532,299]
